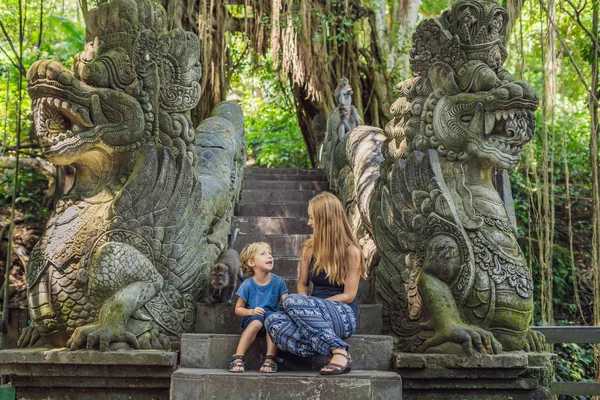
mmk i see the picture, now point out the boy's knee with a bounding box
[248,319,264,331]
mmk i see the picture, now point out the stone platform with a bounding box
[395,352,556,400]
[171,369,402,400]
[0,348,177,400]
[180,333,392,371]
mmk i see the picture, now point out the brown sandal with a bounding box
[320,351,352,375]
[227,355,245,373]
[260,355,283,373]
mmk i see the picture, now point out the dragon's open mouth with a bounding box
[32,96,95,150]
[483,109,535,155]
[30,90,115,156]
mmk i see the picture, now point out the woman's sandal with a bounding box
[259,355,283,373]
[320,351,352,375]
[226,355,245,373]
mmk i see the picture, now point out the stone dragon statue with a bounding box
[18,0,245,350]
[370,0,547,354]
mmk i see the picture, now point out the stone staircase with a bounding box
[170,167,402,399]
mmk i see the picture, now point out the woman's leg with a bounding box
[265,312,313,357]
[282,294,356,356]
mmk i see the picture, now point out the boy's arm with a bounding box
[235,297,257,317]
[280,293,288,302]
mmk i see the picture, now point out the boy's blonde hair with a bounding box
[239,242,271,277]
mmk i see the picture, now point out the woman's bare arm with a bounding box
[297,244,312,295]
[327,245,361,304]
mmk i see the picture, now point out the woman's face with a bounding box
[307,206,315,231]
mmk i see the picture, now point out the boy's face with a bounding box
[250,245,274,273]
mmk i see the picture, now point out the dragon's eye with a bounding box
[460,115,474,123]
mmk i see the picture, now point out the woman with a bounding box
[265,192,366,375]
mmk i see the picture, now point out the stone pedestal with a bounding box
[0,348,177,400]
[395,352,555,400]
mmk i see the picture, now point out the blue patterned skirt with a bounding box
[265,294,357,357]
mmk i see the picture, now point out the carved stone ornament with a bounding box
[21,0,245,350]
[370,0,546,354]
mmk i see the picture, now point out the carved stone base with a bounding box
[0,348,177,400]
[394,352,555,400]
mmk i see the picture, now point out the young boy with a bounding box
[227,242,288,373]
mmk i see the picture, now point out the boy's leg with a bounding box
[231,319,263,372]
[259,333,280,373]
[265,331,277,356]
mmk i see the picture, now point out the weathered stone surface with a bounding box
[195,303,382,335]
[369,0,545,355]
[395,352,555,400]
[0,349,177,400]
[170,369,402,400]
[179,333,392,371]
[21,0,245,351]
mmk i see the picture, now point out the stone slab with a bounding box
[394,352,555,400]
[170,369,402,400]
[195,303,382,335]
[236,203,310,217]
[233,216,312,235]
[240,190,320,204]
[242,181,329,191]
[0,349,177,400]
[246,167,325,175]
[180,333,392,371]
[244,174,327,181]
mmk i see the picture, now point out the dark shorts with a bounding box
[241,314,266,336]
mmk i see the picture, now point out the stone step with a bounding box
[195,303,383,336]
[179,333,392,371]
[171,369,402,400]
[246,167,325,175]
[244,173,327,181]
[234,234,310,257]
[242,180,329,191]
[0,349,177,400]
[236,202,308,217]
[240,189,320,204]
[233,216,311,235]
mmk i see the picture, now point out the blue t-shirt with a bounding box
[236,273,288,315]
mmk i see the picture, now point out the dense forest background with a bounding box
[0,0,599,396]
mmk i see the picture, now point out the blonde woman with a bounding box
[265,192,366,375]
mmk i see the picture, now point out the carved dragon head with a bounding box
[385,0,538,171]
[27,0,201,166]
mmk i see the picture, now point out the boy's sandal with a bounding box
[260,355,283,373]
[320,351,352,375]
[226,355,245,373]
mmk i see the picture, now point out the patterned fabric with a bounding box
[265,294,357,356]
